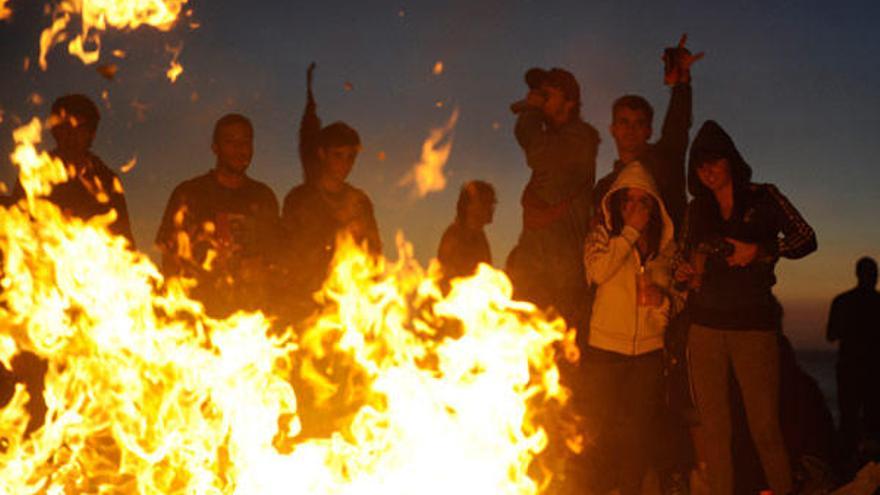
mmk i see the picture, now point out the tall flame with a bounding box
[0,0,11,21]
[38,0,187,70]
[0,119,572,493]
[398,107,460,198]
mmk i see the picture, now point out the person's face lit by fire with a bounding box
[318,144,359,190]
[540,84,575,127]
[50,113,96,161]
[611,107,652,158]
[212,122,253,177]
[696,157,732,193]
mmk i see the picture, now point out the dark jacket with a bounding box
[594,83,692,233]
[155,170,280,316]
[684,121,817,330]
[12,152,135,246]
[437,221,491,280]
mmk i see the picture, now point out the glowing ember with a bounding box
[120,156,137,173]
[167,60,183,82]
[433,60,444,75]
[38,0,188,70]
[166,43,183,83]
[0,118,571,494]
[0,0,10,21]
[399,107,460,198]
[97,63,118,80]
[28,93,44,106]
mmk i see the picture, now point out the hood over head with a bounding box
[601,161,674,251]
[688,120,753,198]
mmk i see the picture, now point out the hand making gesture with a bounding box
[664,33,705,86]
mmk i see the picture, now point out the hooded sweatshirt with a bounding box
[685,121,817,331]
[584,161,680,356]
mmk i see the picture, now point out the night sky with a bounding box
[1,0,878,348]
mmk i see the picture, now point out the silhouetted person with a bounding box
[827,257,880,457]
[155,113,279,317]
[2,94,135,436]
[437,180,496,282]
[281,63,381,319]
[506,67,599,334]
[12,94,135,245]
[594,34,703,234]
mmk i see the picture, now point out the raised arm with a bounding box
[299,62,322,183]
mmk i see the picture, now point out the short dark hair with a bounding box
[212,113,253,143]
[612,95,654,124]
[455,180,497,223]
[318,121,360,149]
[856,256,878,286]
[50,94,100,132]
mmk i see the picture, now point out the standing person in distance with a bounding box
[437,180,497,283]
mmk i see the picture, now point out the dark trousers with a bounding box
[837,360,880,451]
[577,346,664,495]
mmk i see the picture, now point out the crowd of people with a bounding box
[1,34,878,495]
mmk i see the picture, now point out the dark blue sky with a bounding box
[1,0,879,347]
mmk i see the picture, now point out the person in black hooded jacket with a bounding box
[675,120,817,495]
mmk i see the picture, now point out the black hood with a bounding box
[687,120,753,198]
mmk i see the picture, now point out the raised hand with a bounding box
[664,33,705,85]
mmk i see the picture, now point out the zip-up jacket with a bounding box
[584,162,681,355]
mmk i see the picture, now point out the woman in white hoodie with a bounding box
[581,161,681,495]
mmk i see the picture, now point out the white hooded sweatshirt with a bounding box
[583,161,680,356]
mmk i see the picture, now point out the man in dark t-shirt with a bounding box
[155,113,279,317]
[280,64,381,320]
[10,94,135,245]
[437,180,496,282]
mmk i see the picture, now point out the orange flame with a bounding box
[38,0,187,70]
[166,43,183,82]
[398,107,460,198]
[432,60,444,75]
[120,156,137,173]
[0,0,10,21]
[0,118,572,493]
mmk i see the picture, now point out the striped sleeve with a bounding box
[763,184,817,259]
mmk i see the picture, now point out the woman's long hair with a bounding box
[608,188,663,260]
[686,121,754,244]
